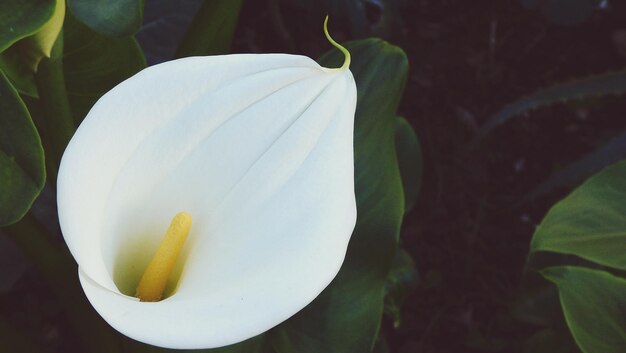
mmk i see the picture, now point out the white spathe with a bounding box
[56,50,357,349]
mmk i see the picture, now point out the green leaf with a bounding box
[272,38,408,353]
[175,0,243,58]
[542,266,626,353]
[476,70,626,141]
[0,70,45,226]
[395,117,422,212]
[384,248,418,328]
[0,0,55,53]
[63,13,146,123]
[68,0,143,37]
[531,159,626,270]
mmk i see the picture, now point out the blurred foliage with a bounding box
[134,0,203,64]
[68,0,143,37]
[395,117,422,213]
[525,129,626,202]
[63,12,146,123]
[175,0,243,58]
[0,71,45,226]
[33,32,75,180]
[542,266,626,353]
[477,69,626,202]
[531,160,626,269]
[526,160,626,353]
[477,70,626,141]
[384,248,418,328]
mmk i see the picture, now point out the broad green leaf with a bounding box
[63,13,146,123]
[384,248,418,328]
[0,0,55,53]
[68,0,144,37]
[0,70,45,226]
[272,38,407,353]
[476,70,626,141]
[531,159,626,270]
[395,117,422,212]
[175,0,243,58]
[542,266,626,353]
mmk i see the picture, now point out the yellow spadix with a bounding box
[135,212,192,302]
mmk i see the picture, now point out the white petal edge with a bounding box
[58,54,357,349]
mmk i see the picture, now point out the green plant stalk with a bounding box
[3,214,121,353]
[34,31,75,183]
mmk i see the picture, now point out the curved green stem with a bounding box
[323,16,351,71]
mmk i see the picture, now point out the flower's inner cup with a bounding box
[112,212,192,301]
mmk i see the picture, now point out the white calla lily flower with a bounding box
[57,19,357,349]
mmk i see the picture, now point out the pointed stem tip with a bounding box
[324,16,351,71]
[136,212,192,302]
